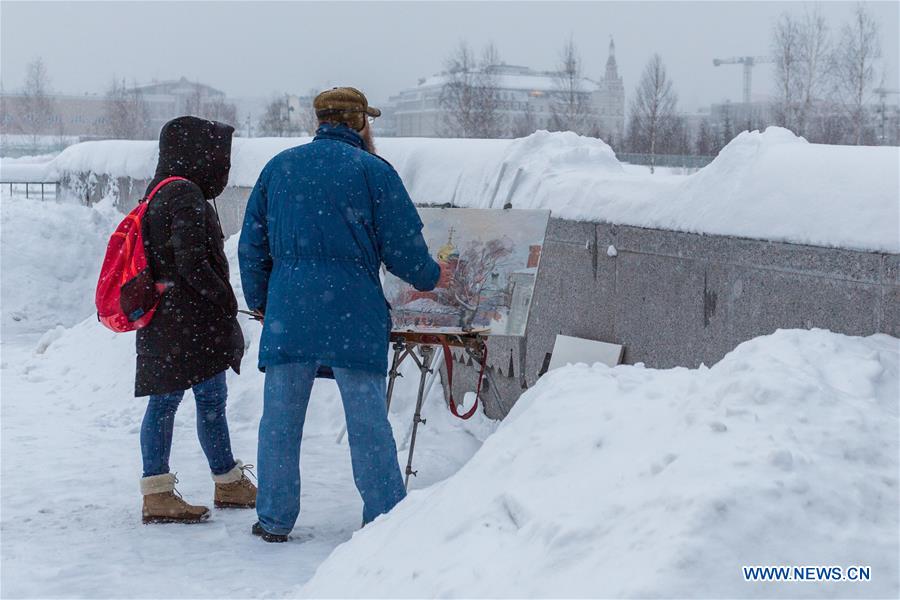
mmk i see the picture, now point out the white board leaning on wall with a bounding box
[547,335,624,372]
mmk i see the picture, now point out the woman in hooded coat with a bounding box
[136,116,256,524]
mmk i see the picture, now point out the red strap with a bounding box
[143,176,188,203]
[438,338,485,420]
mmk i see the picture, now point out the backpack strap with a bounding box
[142,176,189,203]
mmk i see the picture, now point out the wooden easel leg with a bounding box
[404,344,433,489]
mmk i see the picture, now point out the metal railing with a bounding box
[0,181,61,200]
[616,153,715,169]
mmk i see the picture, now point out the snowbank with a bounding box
[0,153,58,181]
[48,128,899,253]
[49,139,159,181]
[300,328,900,599]
[652,129,900,252]
[478,128,899,253]
[0,194,121,335]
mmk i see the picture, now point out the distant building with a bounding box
[385,38,625,142]
[131,77,236,134]
[1,92,107,138]
[1,77,236,146]
[709,100,772,135]
[872,101,900,146]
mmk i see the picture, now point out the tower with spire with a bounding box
[594,35,626,145]
[605,37,620,82]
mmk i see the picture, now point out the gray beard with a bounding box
[362,127,377,155]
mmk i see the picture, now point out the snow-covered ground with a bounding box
[0,193,493,597]
[37,127,900,252]
[2,185,898,598]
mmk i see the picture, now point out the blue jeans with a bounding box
[257,363,406,535]
[140,371,237,478]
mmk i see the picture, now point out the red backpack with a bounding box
[95,176,187,332]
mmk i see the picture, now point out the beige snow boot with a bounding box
[141,473,210,524]
[213,460,257,509]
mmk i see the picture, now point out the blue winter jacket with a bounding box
[238,123,440,374]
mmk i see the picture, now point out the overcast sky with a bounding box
[2,1,897,112]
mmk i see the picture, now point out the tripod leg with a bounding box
[419,345,444,415]
[399,345,443,451]
[404,345,433,489]
[385,339,406,413]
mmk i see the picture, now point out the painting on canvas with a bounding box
[383,208,550,336]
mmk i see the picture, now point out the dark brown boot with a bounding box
[141,473,210,524]
[213,460,257,509]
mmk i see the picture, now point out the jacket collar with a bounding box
[314,122,365,149]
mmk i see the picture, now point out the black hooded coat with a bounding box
[134,116,244,397]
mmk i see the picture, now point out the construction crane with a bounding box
[874,87,900,101]
[713,56,774,104]
[874,88,899,144]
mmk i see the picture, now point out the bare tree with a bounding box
[719,106,735,149]
[103,78,151,139]
[201,98,238,125]
[833,2,882,144]
[440,41,503,138]
[629,54,678,173]
[482,42,501,69]
[771,12,802,132]
[658,115,690,156]
[473,42,504,138]
[440,42,478,137]
[442,238,513,329]
[184,83,203,117]
[795,6,831,137]
[293,90,320,135]
[695,118,715,156]
[21,57,57,146]
[551,36,592,134]
[181,81,237,126]
[512,103,538,138]
[258,94,294,137]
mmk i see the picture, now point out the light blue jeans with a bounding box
[256,362,406,535]
[141,371,236,478]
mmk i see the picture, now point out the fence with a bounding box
[616,153,714,170]
[0,181,61,200]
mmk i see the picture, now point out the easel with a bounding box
[335,328,494,489]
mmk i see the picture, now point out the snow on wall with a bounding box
[0,153,59,181]
[46,128,900,253]
[300,328,900,598]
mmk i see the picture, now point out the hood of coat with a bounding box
[154,116,234,199]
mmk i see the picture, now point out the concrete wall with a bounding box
[62,174,249,236]
[64,175,899,419]
[449,218,899,418]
